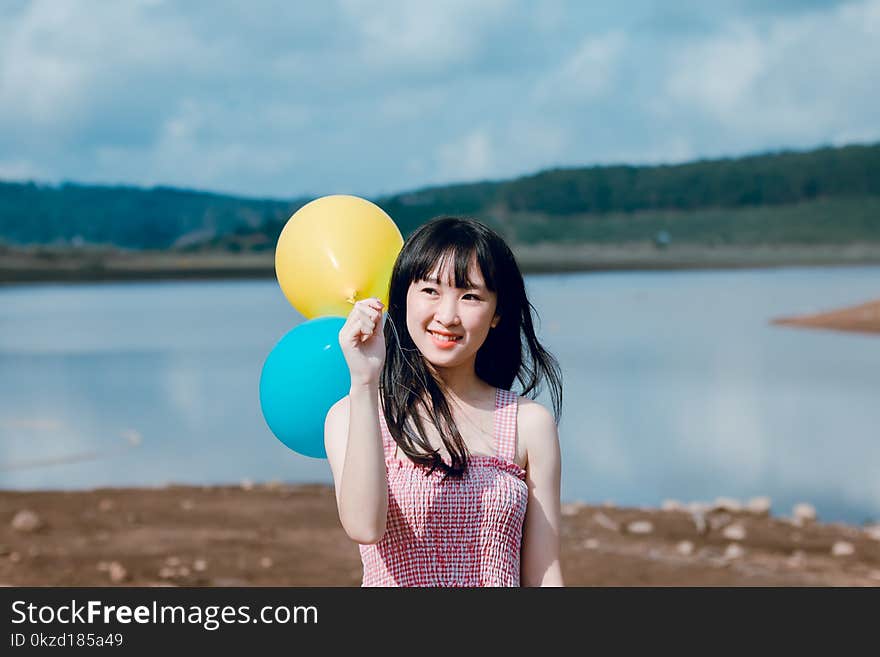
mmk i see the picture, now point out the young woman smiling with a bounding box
[324,216,564,587]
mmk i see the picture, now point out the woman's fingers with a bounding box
[356,306,380,323]
[354,300,382,329]
[340,298,385,345]
[345,318,378,343]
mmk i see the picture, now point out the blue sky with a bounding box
[1,0,878,199]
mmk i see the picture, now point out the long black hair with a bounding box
[379,216,563,479]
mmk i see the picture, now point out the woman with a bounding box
[324,216,564,586]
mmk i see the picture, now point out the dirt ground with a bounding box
[772,299,880,335]
[1,484,878,587]
[3,245,880,284]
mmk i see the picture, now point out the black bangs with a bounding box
[398,218,498,293]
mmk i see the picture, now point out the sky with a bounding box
[1,0,878,199]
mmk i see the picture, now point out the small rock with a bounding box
[193,558,207,572]
[165,556,181,567]
[158,567,176,579]
[561,502,584,517]
[661,499,683,511]
[11,510,43,533]
[868,570,880,581]
[746,496,772,515]
[831,541,854,557]
[9,552,21,563]
[582,538,599,550]
[689,508,708,535]
[260,557,273,569]
[792,503,817,524]
[0,545,9,557]
[712,497,742,513]
[180,499,195,512]
[240,479,254,491]
[708,512,732,531]
[723,543,745,560]
[601,500,616,509]
[108,562,128,583]
[592,512,620,532]
[626,520,654,535]
[211,577,250,586]
[177,567,191,577]
[786,550,807,568]
[864,525,880,541]
[98,499,115,512]
[265,480,282,491]
[722,523,747,541]
[676,540,694,556]
[97,561,111,572]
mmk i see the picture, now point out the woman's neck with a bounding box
[431,361,490,406]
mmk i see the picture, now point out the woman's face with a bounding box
[405,256,499,370]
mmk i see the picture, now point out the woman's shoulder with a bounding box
[515,395,554,420]
[514,396,557,442]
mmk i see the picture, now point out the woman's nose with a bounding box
[434,297,460,325]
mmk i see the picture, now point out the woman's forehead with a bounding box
[423,254,485,288]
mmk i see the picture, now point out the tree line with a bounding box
[1,142,877,250]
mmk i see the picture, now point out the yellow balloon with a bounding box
[275,195,403,318]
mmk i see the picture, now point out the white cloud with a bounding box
[434,129,494,182]
[0,1,89,129]
[0,1,877,196]
[661,0,880,144]
[0,159,43,180]
[338,0,513,74]
[533,31,627,104]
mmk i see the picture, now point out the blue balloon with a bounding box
[259,316,349,459]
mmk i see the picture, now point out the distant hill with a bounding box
[1,142,878,250]
[0,183,303,250]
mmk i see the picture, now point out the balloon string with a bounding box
[384,313,433,399]
[342,294,428,399]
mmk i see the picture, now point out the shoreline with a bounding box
[2,243,880,284]
[1,484,878,586]
[772,299,880,335]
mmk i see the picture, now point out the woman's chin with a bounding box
[419,347,467,369]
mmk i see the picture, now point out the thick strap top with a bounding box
[378,388,518,463]
[362,386,528,586]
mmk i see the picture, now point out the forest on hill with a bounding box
[1,142,878,252]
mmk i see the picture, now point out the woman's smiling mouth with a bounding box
[428,329,463,348]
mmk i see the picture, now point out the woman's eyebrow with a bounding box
[422,276,485,290]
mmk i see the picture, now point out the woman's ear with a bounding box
[490,315,500,328]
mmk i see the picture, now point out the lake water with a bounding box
[1,267,878,524]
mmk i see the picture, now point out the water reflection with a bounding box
[0,271,878,524]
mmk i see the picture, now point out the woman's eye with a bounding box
[463,294,481,301]
[421,287,438,295]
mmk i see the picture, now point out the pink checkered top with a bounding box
[359,388,528,587]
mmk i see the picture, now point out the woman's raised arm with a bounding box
[324,298,389,544]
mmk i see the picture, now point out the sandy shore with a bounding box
[1,484,878,587]
[772,299,880,335]
[3,244,880,283]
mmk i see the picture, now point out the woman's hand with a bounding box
[339,298,386,386]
